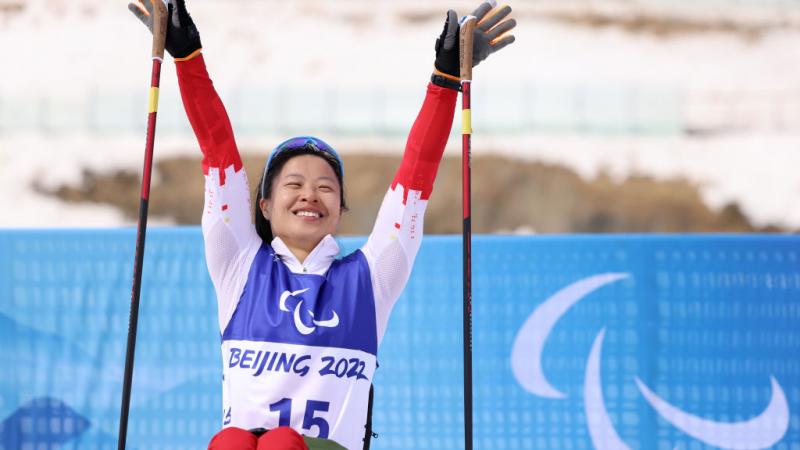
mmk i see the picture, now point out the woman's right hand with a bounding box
[128,0,203,60]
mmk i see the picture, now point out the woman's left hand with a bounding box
[433,1,517,82]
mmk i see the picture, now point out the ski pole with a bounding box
[118,1,167,449]
[459,14,477,450]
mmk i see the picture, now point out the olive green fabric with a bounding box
[303,435,348,450]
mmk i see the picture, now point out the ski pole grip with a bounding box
[459,16,477,81]
[151,0,168,59]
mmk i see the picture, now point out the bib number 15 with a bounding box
[269,398,330,439]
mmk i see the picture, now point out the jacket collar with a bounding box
[271,235,339,275]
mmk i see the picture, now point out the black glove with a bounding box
[432,1,516,90]
[128,0,202,60]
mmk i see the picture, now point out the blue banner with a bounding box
[0,230,798,449]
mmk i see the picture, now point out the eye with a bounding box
[319,184,334,192]
[285,181,302,188]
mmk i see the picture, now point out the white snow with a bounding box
[2,0,800,229]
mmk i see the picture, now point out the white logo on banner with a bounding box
[279,289,340,335]
[511,273,790,450]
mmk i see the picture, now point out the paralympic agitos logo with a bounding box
[511,273,790,450]
[280,288,340,335]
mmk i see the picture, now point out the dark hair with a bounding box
[254,148,347,245]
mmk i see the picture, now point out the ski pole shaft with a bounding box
[118,1,167,449]
[459,15,477,450]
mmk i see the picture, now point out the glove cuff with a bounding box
[431,68,462,91]
[174,48,203,62]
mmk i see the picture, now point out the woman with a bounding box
[129,1,515,448]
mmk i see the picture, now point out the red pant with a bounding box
[207,426,308,450]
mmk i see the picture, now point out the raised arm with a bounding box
[361,83,457,344]
[130,0,260,330]
[362,1,516,344]
[177,53,260,258]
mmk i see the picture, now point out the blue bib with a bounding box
[222,244,378,356]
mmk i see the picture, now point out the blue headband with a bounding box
[260,136,344,199]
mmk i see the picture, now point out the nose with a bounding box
[300,185,319,203]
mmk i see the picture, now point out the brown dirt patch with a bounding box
[38,152,785,234]
[541,10,780,40]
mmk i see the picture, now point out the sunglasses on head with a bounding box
[260,136,344,198]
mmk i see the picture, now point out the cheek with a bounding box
[327,195,343,218]
[272,190,295,211]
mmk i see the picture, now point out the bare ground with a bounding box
[38,152,786,234]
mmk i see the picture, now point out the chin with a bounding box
[285,223,337,247]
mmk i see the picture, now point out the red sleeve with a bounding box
[176,55,261,325]
[391,83,458,202]
[175,54,243,184]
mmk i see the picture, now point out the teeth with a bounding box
[296,211,320,218]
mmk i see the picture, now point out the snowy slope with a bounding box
[2,0,800,228]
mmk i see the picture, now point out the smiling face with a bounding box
[259,154,342,259]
